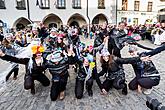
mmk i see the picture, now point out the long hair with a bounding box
[57,38,66,48]
[2,38,12,48]
[100,54,115,69]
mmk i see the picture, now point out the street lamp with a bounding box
[86,0,90,33]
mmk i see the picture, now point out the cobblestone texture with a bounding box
[0,38,165,110]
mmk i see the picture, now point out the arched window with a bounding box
[16,23,25,31]
[49,23,57,28]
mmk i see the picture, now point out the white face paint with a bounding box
[36,53,42,59]
[103,56,109,62]
[57,37,62,43]
[6,37,12,42]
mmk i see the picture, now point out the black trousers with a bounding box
[75,77,93,99]
[31,73,50,91]
[129,77,160,90]
[6,66,19,80]
[50,73,69,101]
[103,78,126,92]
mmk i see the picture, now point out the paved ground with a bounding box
[0,38,165,110]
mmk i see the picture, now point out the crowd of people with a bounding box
[0,21,165,101]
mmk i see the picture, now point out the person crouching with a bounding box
[128,46,160,95]
[0,45,50,94]
[74,54,96,99]
[46,50,74,101]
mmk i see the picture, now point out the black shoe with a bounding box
[31,88,35,95]
[6,76,10,81]
[122,85,128,95]
[13,76,17,80]
[88,90,93,97]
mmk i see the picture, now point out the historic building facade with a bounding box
[157,0,165,21]
[117,0,159,25]
[0,0,116,31]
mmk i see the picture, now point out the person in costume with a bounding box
[73,53,97,99]
[45,48,75,101]
[96,48,148,95]
[0,45,50,94]
[44,27,58,52]
[1,33,21,81]
[128,46,160,95]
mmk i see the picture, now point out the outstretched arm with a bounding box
[133,42,153,50]
[0,49,29,64]
[140,44,165,57]
[115,56,150,64]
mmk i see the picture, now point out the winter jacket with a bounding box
[132,60,160,80]
[96,56,141,90]
[46,57,69,78]
[0,54,73,79]
[140,44,165,57]
[0,55,46,76]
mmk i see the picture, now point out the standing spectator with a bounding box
[0,30,4,43]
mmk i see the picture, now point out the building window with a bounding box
[0,0,6,9]
[72,0,81,9]
[133,18,138,25]
[134,1,140,11]
[122,0,128,11]
[121,17,127,23]
[39,0,50,9]
[147,2,152,12]
[16,0,26,10]
[98,0,105,9]
[56,0,65,9]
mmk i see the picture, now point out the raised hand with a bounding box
[140,56,151,62]
[0,49,5,57]
[63,50,67,56]
[101,88,108,95]
[103,36,109,44]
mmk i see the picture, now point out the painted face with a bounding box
[51,31,56,36]
[84,58,89,66]
[32,30,38,35]
[57,37,62,43]
[54,62,59,65]
[129,52,135,56]
[161,23,165,28]
[36,53,42,58]
[6,36,12,42]
[103,56,109,62]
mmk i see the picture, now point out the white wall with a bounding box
[0,0,28,28]
[0,0,116,29]
[117,0,159,25]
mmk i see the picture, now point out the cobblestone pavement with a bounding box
[0,37,165,110]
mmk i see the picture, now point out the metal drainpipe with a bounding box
[27,0,33,23]
[87,0,90,33]
[116,0,118,25]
